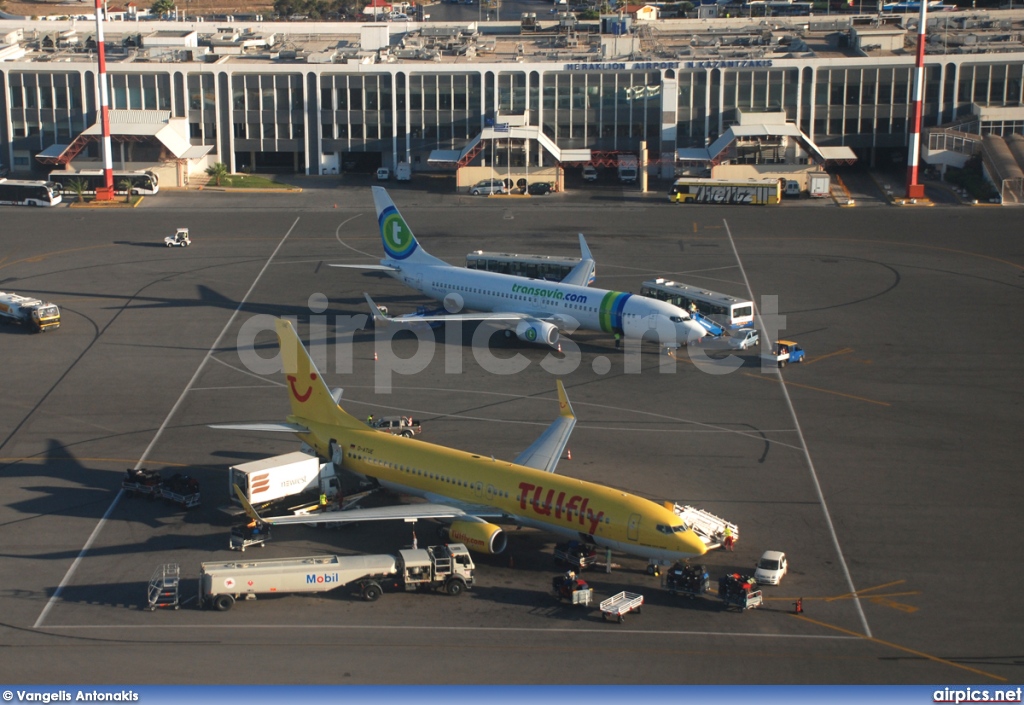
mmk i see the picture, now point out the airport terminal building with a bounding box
[1,9,1023,186]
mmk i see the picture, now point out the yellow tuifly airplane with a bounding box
[216,319,706,562]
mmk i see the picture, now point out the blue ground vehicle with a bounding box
[762,340,806,368]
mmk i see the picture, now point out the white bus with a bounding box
[48,169,159,196]
[466,251,595,284]
[0,179,62,207]
[640,278,754,329]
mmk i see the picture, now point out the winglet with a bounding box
[578,233,593,262]
[364,293,390,324]
[556,379,575,418]
[233,484,263,523]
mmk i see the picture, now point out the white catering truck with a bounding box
[228,451,338,509]
[617,154,638,184]
[199,543,476,610]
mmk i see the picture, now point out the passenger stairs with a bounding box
[147,563,181,610]
[691,311,725,337]
[671,504,738,550]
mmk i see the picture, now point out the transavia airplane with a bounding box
[332,187,707,349]
[217,318,707,563]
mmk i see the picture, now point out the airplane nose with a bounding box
[681,530,707,557]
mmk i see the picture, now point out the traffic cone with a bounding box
[373,351,378,361]
[566,449,572,460]
[557,343,562,353]
[333,203,337,209]
[794,598,803,614]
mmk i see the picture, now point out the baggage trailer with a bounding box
[552,541,598,571]
[600,591,643,623]
[665,562,709,599]
[122,468,162,498]
[229,522,271,551]
[158,473,201,509]
[718,573,762,611]
[199,543,474,611]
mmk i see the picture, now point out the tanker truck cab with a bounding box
[365,543,475,598]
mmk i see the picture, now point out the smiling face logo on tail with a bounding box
[287,373,317,403]
[379,205,418,260]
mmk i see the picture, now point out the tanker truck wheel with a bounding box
[362,583,382,602]
[445,578,465,597]
[213,594,234,612]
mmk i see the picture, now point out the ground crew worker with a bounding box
[411,531,418,549]
[794,597,803,614]
[723,526,735,551]
[367,414,374,425]
[614,333,621,349]
[319,492,327,508]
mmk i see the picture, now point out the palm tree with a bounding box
[151,0,175,17]
[118,177,134,203]
[68,178,88,204]
[205,162,229,187]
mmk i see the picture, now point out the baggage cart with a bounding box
[122,468,162,499]
[600,591,643,623]
[553,541,598,571]
[159,487,201,509]
[665,562,709,599]
[718,573,762,611]
[230,523,271,551]
[147,563,180,610]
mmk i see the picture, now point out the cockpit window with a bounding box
[657,524,689,534]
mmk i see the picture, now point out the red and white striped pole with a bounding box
[906,1,929,200]
[93,0,115,199]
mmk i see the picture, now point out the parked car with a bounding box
[582,165,598,182]
[754,550,788,585]
[376,167,390,181]
[527,182,553,196]
[727,328,760,350]
[470,179,507,196]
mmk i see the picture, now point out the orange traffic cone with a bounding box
[566,449,572,460]
[557,343,562,353]
[373,351,378,361]
[333,203,337,209]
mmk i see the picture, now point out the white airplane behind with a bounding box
[333,187,706,349]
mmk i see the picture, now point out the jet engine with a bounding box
[446,521,507,554]
[515,319,559,347]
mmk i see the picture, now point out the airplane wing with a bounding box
[365,293,548,325]
[209,422,310,434]
[234,485,501,527]
[559,233,597,288]
[512,380,576,473]
[329,264,400,271]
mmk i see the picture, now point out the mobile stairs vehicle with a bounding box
[665,562,710,599]
[691,311,725,337]
[718,573,762,611]
[552,572,593,606]
[146,563,181,610]
[669,504,739,551]
[600,591,643,623]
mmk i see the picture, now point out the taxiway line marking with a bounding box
[33,217,301,630]
[792,614,1007,683]
[825,579,906,601]
[724,218,872,639]
[742,373,891,407]
[802,347,854,365]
